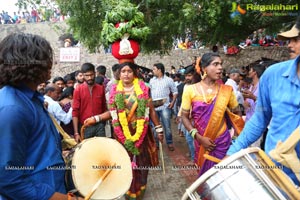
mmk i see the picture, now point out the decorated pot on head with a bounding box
[111,22,140,63]
[100,0,150,63]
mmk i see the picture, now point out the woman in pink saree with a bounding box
[181,52,244,176]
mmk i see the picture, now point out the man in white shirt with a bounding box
[44,83,72,125]
[225,68,244,113]
[105,63,120,102]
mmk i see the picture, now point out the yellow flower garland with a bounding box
[116,78,146,142]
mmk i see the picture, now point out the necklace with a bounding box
[123,85,134,91]
[201,82,216,94]
[207,88,213,94]
[199,84,208,103]
[198,82,218,103]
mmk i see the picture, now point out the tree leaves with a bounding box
[16,0,297,54]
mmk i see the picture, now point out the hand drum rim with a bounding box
[69,137,133,199]
[181,147,300,200]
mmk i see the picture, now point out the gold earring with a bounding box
[201,71,207,80]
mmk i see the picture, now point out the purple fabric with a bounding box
[62,102,71,113]
[191,98,231,176]
[61,102,74,136]
[245,83,259,121]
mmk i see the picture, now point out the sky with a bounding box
[1,0,18,16]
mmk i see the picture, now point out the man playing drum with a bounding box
[0,33,83,200]
[227,18,300,186]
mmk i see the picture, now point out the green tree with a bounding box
[17,0,297,53]
[54,0,188,54]
[181,0,297,46]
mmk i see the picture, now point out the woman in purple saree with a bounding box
[181,52,244,176]
[192,98,233,175]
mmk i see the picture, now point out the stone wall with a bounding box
[0,22,290,78]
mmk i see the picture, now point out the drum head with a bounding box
[71,137,132,199]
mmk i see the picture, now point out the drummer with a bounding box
[227,19,300,186]
[0,33,83,200]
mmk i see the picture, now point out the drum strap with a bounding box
[49,113,77,149]
[259,149,300,200]
[269,126,300,182]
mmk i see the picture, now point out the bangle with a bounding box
[94,115,101,122]
[67,193,76,200]
[155,127,164,133]
[189,128,198,139]
[74,133,79,136]
[154,125,162,129]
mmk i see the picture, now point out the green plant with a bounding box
[100,0,150,48]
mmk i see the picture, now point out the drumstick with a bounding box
[80,125,86,140]
[203,154,221,163]
[84,163,116,200]
[159,142,165,174]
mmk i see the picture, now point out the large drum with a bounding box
[182,147,300,200]
[65,137,133,199]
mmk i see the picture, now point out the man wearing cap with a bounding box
[277,17,300,59]
[225,68,244,114]
[226,23,300,185]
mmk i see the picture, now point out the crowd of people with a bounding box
[174,27,286,52]
[0,17,299,200]
[0,7,64,24]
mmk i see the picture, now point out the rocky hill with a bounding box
[0,22,289,78]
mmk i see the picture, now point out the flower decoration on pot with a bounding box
[100,0,150,63]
